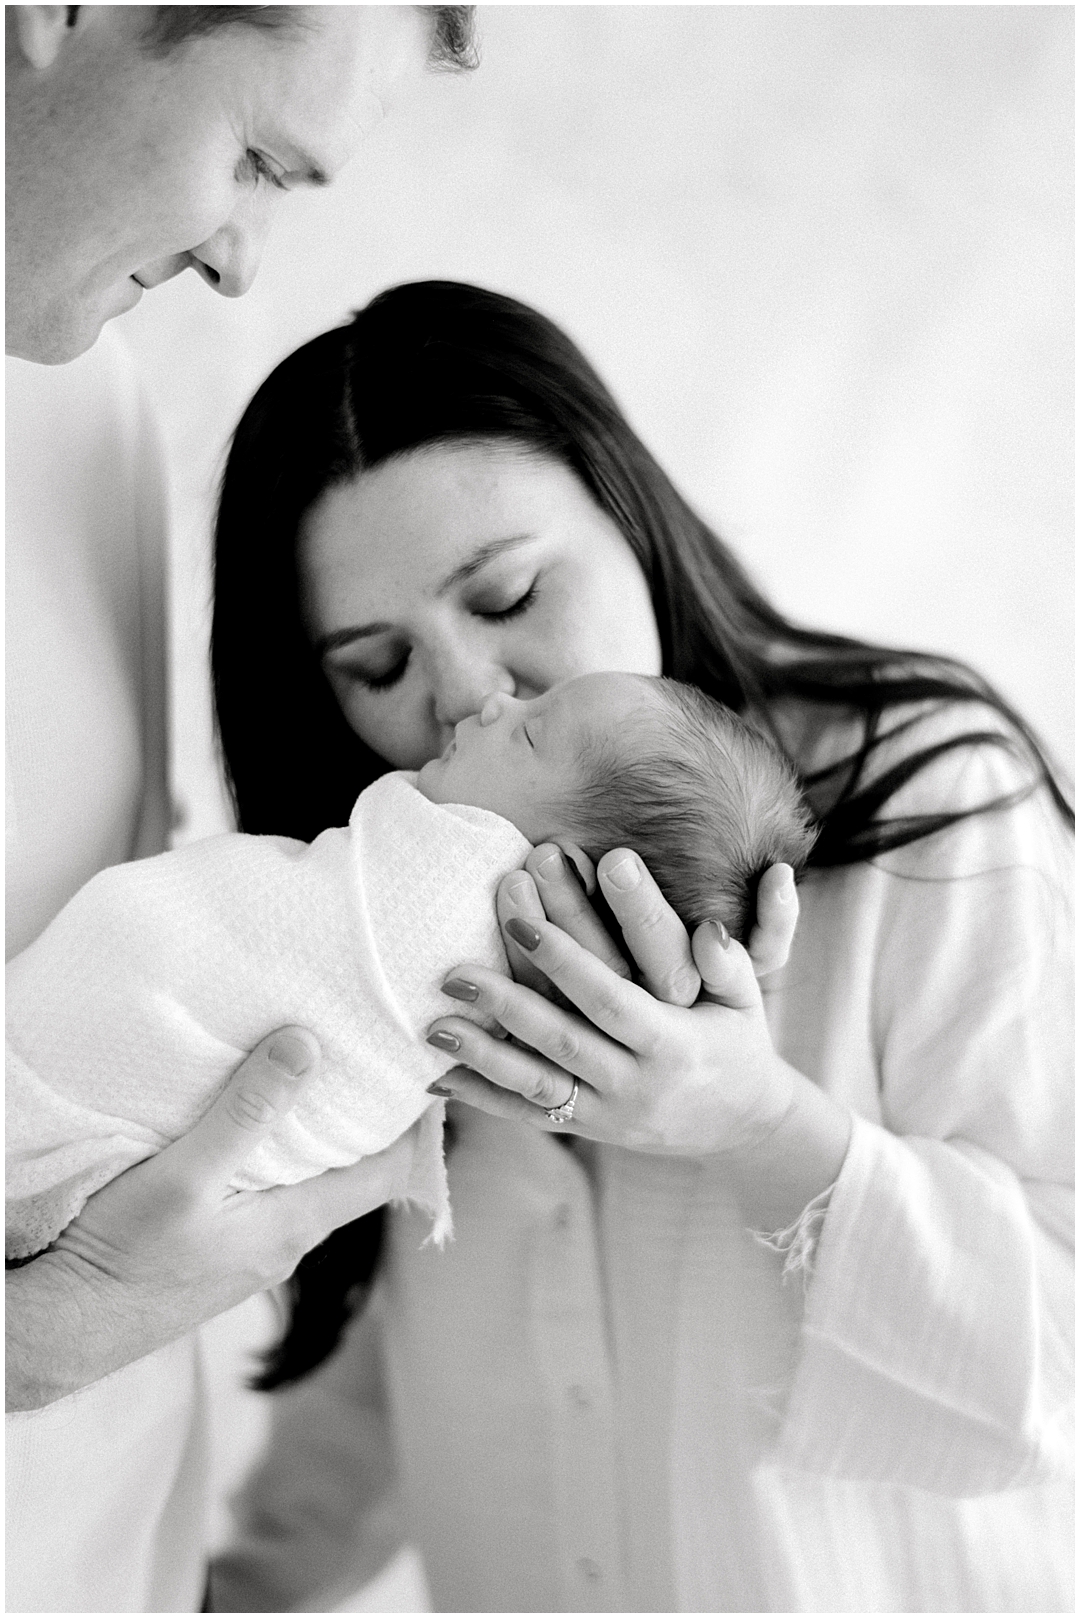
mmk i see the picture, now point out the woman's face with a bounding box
[297,440,663,769]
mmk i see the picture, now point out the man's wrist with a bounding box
[6,1250,125,1412]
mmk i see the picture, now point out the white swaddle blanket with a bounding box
[6,772,531,1261]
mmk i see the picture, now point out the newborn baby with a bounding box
[7,672,813,1260]
[420,671,815,941]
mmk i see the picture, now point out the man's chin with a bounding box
[6,301,113,366]
[7,318,103,367]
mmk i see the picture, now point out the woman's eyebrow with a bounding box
[316,621,394,656]
[435,533,535,596]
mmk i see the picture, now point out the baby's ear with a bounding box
[553,839,597,896]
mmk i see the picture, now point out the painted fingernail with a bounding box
[442,977,480,1002]
[426,1081,456,1097]
[267,1035,312,1076]
[776,866,796,903]
[426,1030,461,1052]
[505,917,542,951]
[603,854,639,892]
[535,848,564,879]
[704,917,731,949]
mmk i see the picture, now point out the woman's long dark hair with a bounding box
[211,280,1071,1389]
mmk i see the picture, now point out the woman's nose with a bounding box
[477,691,518,727]
[432,661,515,733]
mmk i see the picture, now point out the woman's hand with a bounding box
[426,901,799,1158]
[493,845,799,1010]
[428,850,852,1219]
[7,1028,416,1411]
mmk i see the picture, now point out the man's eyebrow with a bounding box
[316,535,536,656]
[435,533,535,595]
[281,158,330,189]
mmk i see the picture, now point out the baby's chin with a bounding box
[414,755,449,804]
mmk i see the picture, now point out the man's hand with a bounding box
[7,1028,415,1411]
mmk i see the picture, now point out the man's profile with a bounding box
[6,5,475,363]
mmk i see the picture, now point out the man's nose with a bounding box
[188,200,273,299]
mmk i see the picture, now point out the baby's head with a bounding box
[417,672,815,940]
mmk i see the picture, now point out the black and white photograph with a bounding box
[6,5,1073,1613]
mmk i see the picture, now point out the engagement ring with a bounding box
[544,1080,579,1125]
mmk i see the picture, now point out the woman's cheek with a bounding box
[524,586,600,684]
[366,690,441,772]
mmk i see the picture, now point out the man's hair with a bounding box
[138,6,479,70]
[562,678,817,943]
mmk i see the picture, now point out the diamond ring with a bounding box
[544,1080,579,1125]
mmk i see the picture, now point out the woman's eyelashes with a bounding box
[333,578,540,694]
[361,657,409,691]
[337,648,410,692]
[473,581,538,622]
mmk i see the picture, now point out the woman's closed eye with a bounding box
[472,581,538,622]
[335,648,410,692]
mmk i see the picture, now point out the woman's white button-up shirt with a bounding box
[215,705,1073,1614]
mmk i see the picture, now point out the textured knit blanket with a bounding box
[6,773,530,1260]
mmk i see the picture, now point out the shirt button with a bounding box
[568,1383,592,1409]
[577,1557,603,1582]
[553,1203,572,1230]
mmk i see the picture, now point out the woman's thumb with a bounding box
[691,919,761,1009]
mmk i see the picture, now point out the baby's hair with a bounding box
[562,678,817,942]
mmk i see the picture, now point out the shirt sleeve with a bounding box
[772,712,1073,1495]
[208,1295,407,1613]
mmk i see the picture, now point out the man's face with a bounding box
[5,6,430,363]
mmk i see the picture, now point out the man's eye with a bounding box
[244,150,287,191]
[477,582,538,623]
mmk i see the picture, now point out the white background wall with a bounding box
[120,3,1073,846]
[117,8,1072,1602]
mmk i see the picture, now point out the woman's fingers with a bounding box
[431,957,623,1089]
[162,1026,321,1191]
[497,849,630,1003]
[691,921,762,1011]
[429,1067,588,1133]
[495,870,553,996]
[524,844,630,976]
[429,1019,591,1108]
[596,849,700,1006]
[746,863,799,977]
[449,915,659,1057]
